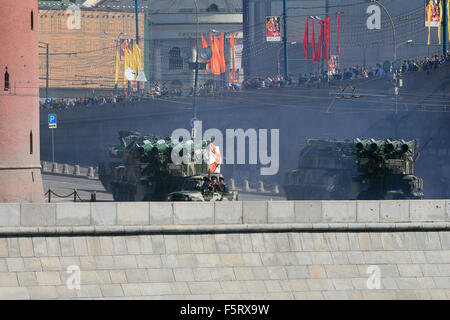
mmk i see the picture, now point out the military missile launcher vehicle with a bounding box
[284,138,424,200]
[98,130,237,201]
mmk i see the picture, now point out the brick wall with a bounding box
[38,9,145,89]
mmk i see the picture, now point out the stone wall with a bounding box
[0,200,449,299]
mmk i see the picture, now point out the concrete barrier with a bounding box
[0,200,449,228]
[62,164,70,175]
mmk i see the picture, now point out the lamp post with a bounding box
[282,0,288,79]
[366,0,399,136]
[135,0,140,92]
[192,0,199,129]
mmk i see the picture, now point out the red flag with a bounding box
[337,13,341,56]
[219,33,226,74]
[323,17,330,61]
[201,34,210,73]
[311,21,316,63]
[317,20,323,62]
[201,34,208,48]
[303,18,309,59]
[327,17,331,59]
[211,35,221,75]
[230,33,236,73]
[322,19,327,61]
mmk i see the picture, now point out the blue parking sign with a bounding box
[48,114,57,129]
[48,114,56,124]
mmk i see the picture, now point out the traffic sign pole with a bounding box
[51,128,55,163]
[48,114,57,162]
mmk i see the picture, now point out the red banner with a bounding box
[311,21,316,63]
[303,18,309,59]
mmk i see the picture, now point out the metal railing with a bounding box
[44,189,97,203]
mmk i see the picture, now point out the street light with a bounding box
[277,42,297,75]
[192,0,199,137]
[366,0,400,137]
[365,0,397,62]
[396,39,413,51]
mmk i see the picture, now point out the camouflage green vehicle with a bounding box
[167,174,238,202]
[284,138,424,200]
[99,131,238,202]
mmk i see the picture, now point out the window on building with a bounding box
[207,4,219,12]
[4,67,9,91]
[30,131,33,154]
[169,47,183,70]
[31,10,34,30]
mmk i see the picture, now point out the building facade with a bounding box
[142,0,243,90]
[244,0,447,78]
[38,1,146,96]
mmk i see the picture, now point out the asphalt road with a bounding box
[42,173,286,202]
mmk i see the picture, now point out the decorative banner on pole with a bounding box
[317,20,323,62]
[303,17,309,59]
[219,33,226,74]
[212,35,222,75]
[201,34,210,73]
[311,21,316,63]
[266,16,281,42]
[448,0,450,41]
[425,0,442,27]
[438,0,443,44]
[120,39,134,61]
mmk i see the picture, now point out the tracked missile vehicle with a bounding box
[284,138,424,200]
[99,131,237,201]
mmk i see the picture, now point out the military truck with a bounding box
[284,138,424,200]
[167,173,238,202]
[99,131,237,201]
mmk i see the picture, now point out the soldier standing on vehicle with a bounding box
[211,176,219,192]
[218,177,228,193]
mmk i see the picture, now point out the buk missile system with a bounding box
[284,138,424,200]
[98,131,237,201]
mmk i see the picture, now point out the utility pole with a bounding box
[135,0,140,92]
[283,0,288,79]
[39,41,49,99]
[322,0,329,77]
[193,0,199,130]
[45,43,49,99]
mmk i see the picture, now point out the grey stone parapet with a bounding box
[0,200,448,228]
[0,222,449,237]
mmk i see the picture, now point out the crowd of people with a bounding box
[243,53,450,90]
[40,53,449,109]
